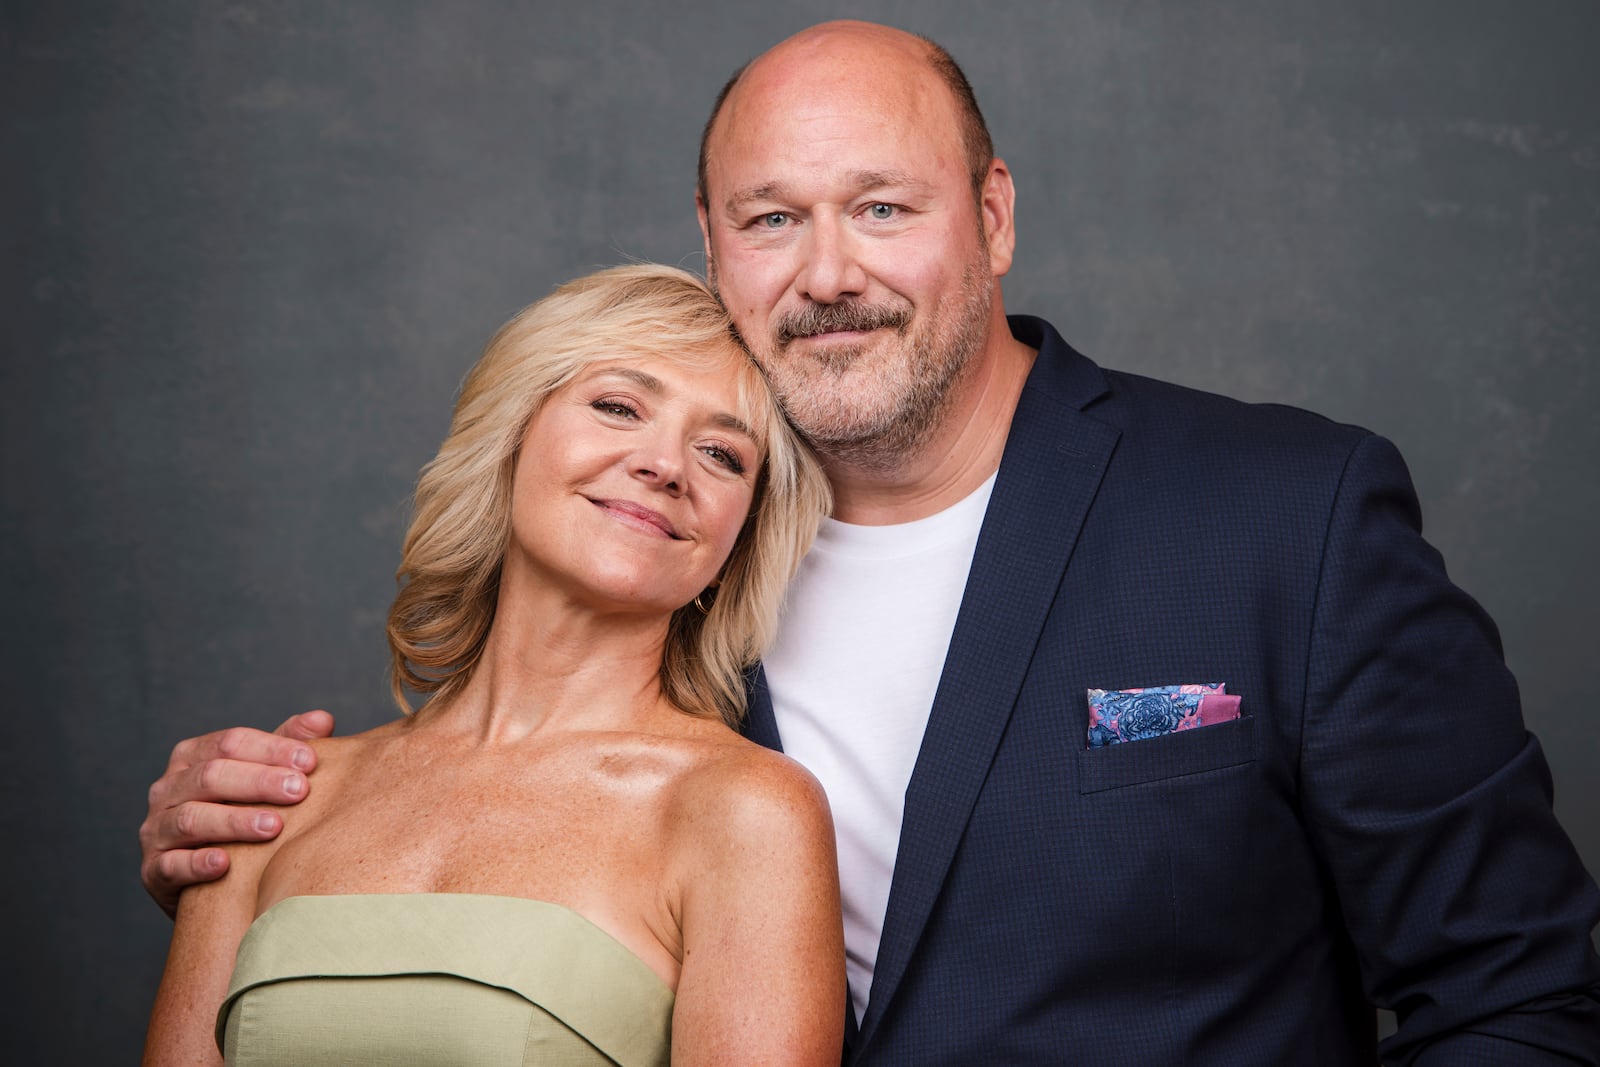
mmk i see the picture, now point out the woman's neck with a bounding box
[419,584,676,745]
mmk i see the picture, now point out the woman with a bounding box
[144,265,842,1066]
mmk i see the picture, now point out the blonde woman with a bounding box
[144,265,841,1066]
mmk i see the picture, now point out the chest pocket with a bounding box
[1077,714,1259,794]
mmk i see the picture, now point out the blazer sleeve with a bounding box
[1297,432,1600,1064]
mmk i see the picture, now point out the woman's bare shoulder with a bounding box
[248,716,408,853]
[296,715,409,791]
[666,726,835,851]
[661,724,845,1066]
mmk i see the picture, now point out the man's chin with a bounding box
[776,388,900,446]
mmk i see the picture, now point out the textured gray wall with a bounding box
[5,2,1597,1059]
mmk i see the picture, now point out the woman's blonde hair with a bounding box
[386,264,830,727]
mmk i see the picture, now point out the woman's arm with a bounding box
[670,752,846,1066]
[143,837,275,1066]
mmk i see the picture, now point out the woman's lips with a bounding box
[591,498,682,539]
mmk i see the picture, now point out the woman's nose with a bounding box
[630,437,687,496]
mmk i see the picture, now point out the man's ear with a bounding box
[696,190,715,276]
[980,158,1017,278]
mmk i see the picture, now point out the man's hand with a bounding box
[139,710,335,918]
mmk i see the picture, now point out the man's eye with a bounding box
[867,203,895,220]
[760,212,789,228]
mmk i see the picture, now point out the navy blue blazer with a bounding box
[745,317,1600,1065]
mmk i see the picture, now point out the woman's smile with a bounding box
[588,497,685,540]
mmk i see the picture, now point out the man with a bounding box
[141,20,1600,1063]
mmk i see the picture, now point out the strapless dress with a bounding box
[217,893,674,1066]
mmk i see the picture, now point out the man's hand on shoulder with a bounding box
[139,710,335,918]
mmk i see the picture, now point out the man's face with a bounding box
[698,33,1005,468]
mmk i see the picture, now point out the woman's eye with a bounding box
[867,203,895,220]
[593,400,637,418]
[702,445,746,475]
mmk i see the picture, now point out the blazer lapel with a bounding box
[741,665,784,752]
[852,318,1119,1051]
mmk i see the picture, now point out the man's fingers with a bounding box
[275,709,335,744]
[180,756,307,810]
[143,847,231,919]
[152,796,288,854]
[143,758,305,853]
[168,726,316,779]
[140,721,325,916]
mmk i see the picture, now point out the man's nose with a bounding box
[795,215,866,304]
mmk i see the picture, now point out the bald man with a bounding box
[142,21,1600,1064]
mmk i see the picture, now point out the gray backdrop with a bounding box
[6,2,1597,1060]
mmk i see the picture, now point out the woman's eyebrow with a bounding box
[709,411,755,438]
[601,366,666,394]
[596,366,755,438]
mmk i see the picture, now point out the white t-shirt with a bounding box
[762,474,996,1024]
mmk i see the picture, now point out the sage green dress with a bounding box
[217,894,674,1066]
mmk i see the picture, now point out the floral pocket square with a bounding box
[1086,683,1241,748]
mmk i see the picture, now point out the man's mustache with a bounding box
[776,300,911,344]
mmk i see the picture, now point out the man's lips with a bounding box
[790,327,874,341]
[591,498,683,539]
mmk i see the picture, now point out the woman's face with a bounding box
[504,349,764,617]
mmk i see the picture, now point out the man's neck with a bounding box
[822,320,1036,525]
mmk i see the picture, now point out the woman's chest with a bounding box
[257,749,680,910]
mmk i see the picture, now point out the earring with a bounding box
[692,591,713,615]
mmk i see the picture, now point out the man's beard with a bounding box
[710,261,995,474]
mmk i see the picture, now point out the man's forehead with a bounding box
[710,27,943,137]
[705,71,958,183]
[697,21,974,212]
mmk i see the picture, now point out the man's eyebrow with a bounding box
[595,366,756,438]
[845,169,926,193]
[727,182,788,210]
[724,169,931,212]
